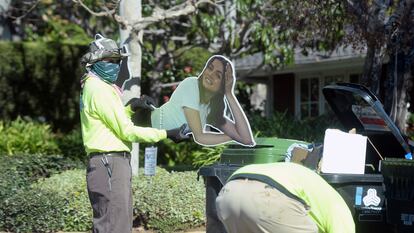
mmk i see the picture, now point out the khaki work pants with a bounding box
[216,179,318,233]
[87,155,133,233]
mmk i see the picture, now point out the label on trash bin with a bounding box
[351,105,389,132]
[144,147,157,176]
[355,187,383,207]
[363,189,381,207]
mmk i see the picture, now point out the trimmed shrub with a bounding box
[0,169,91,232]
[0,174,30,231]
[1,167,205,232]
[133,167,205,232]
[0,153,83,182]
[0,153,84,214]
[32,169,91,232]
[1,187,66,232]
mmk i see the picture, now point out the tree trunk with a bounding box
[149,53,171,108]
[381,0,414,134]
[395,70,410,134]
[119,0,143,176]
[0,0,12,40]
[390,54,412,134]
[362,42,384,97]
[385,51,413,134]
[223,0,236,56]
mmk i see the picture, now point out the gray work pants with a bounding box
[86,155,132,233]
[216,179,318,233]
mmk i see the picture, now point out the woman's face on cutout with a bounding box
[202,58,225,93]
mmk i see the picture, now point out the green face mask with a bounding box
[91,61,120,83]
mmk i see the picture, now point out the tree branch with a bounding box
[72,0,120,17]
[9,0,41,23]
[344,0,367,29]
[385,0,414,36]
[129,0,216,33]
[231,20,254,55]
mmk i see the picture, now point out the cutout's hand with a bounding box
[225,63,234,95]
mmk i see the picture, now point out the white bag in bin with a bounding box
[321,129,367,174]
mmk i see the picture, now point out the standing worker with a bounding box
[80,34,188,233]
[216,162,355,233]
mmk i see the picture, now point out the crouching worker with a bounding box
[216,162,355,233]
[80,34,188,233]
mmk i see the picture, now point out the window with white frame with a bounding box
[300,77,320,118]
[297,73,362,119]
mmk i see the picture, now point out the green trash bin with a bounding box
[220,137,308,165]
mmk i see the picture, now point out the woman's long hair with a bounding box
[198,55,229,127]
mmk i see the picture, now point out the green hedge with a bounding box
[1,187,66,232]
[0,153,84,231]
[32,169,91,232]
[0,167,205,233]
[133,168,205,232]
[0,41,87,132]
[0,153,84,201]
[1,170,86,232]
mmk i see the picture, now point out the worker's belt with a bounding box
[89,151,130,159]
[230,173,309,209]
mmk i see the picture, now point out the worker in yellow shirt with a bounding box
[216,162,355,233]
[80,34,188,233]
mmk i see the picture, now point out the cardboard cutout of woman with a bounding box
[151,55,256,147]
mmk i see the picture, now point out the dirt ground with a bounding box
[47,226,206,233]
[3,226,206,233]
[132,226,206,233]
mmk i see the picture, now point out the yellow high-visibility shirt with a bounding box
[80,76,167,155]
[230,162,355,233]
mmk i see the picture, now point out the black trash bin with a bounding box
[381,158,414,233]
[201,164,238,233]
[200,137,306,233]
[199,163,390,233]
[323,83,413,233]
[322,173,390,233]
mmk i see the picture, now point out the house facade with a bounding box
[236,47,367,119]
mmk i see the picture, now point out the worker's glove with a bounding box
[166,124,191,143]
[126,95,156,111]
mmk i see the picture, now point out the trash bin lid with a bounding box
[322,83,411,159]
[220,137,308,165]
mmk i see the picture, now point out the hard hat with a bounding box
[81,34,128,65]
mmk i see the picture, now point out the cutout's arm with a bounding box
[218,63,255,146]
[218,95,255,146]
[184,107,232,146]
